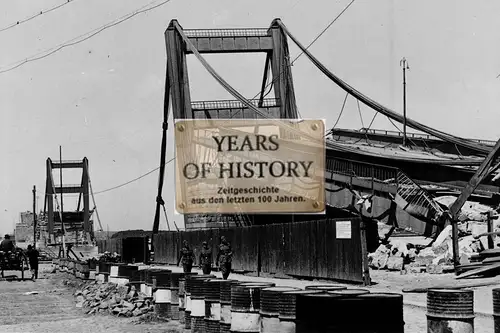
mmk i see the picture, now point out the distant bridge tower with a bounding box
[43,157,94,245]
[153,19,299,232]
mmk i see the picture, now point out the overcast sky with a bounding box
[1,0,500,236]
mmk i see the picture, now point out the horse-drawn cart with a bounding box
[0,249,29,280]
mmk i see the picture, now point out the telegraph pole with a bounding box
[60,146,66,257]
[33,185,37,249]
[400,58,409,146]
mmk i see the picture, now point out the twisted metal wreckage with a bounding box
[152,19,500,270]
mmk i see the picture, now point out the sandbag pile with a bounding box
[74,281,154,317]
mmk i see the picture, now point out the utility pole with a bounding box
[60,146,66,258]
[400,57,410,146]
[33,185,37,249]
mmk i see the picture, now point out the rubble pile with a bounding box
[73,281,155,318]
[368,196,499,274]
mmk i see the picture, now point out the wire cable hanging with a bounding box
[0,0,81,33]
[0,0,174,74]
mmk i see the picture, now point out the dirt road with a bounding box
[0,277,185,333]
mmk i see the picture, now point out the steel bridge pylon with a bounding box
[153,18,299,232]
[43,157,94,245]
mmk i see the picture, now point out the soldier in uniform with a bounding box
[177,240,195,273]
[198,241,213,274]
[216,236,233,280]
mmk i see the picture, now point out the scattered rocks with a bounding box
[72,280,155,320]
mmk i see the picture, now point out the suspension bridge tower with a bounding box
[44,157,102,257]
[153,18,300,232]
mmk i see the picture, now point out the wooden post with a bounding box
[33,185,37,249]
[60,146,66,258]
[488,211,495,249]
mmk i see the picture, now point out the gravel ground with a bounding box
[0,265,495,332]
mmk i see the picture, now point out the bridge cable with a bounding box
[174,22,484,166]
[356,99,365,128]
[230,1,356,119]
[278,22,491,155]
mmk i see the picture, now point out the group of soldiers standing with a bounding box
[177,236,233,279]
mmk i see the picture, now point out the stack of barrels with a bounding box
[139,269,148,294]
[89,264,408,333]
[229,282,276,333]
[116,265,138,286]
[152,270,172,319]
[109,263,123,284]
[204,279,223,333]
[183,273,201,329]
[97,262,110,283]
[260,286,301,333]
[170,272,184,320]
[189,275,216,332]
[179,277,187,324]
[220,280,239,333]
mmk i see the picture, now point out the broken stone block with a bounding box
[132,309,142,317]
[76,295,85,303]
[426,264,443,274]
[459,253,470,265]
[76,302,84,308]
[433,225,452,248]
[407,248,417,261]
[414,255,434,267]
[406,265,424,274]
[387,256,404,271]
[99,301,109,309]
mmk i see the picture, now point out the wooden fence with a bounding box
[153,218,370,285]
[96,236,150,263]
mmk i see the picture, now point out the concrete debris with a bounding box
[434,196,494,223]
[72,280,155,319]
[369,228,484,274]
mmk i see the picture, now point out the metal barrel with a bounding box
[296,293,348,332]
[191,275,215,333]
[355,293,405,333]
[493,288,500,333]
[230,284,272,333]
[145,268,164,298]
[139,268,147,294]
[184,274,210,330]
[219,280,240,333]
[109,263,124,277]
[152,270,171,304]
[326,288,370,297]
[153,271,172,320]
[204,279,223,333]
[427,289,475,333]
[118,265,138,279]
[238,282,276,288]
[278,290,324,333]
[179,278,186,324]
[128,270,141,291]
[112,265,136,286]
[304,284,347,292]
[260,287,301,333]
[170,272,184,320]
[183,273,200,329]
[97,262,110,283]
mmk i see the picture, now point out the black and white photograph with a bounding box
[1,1,500,332]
